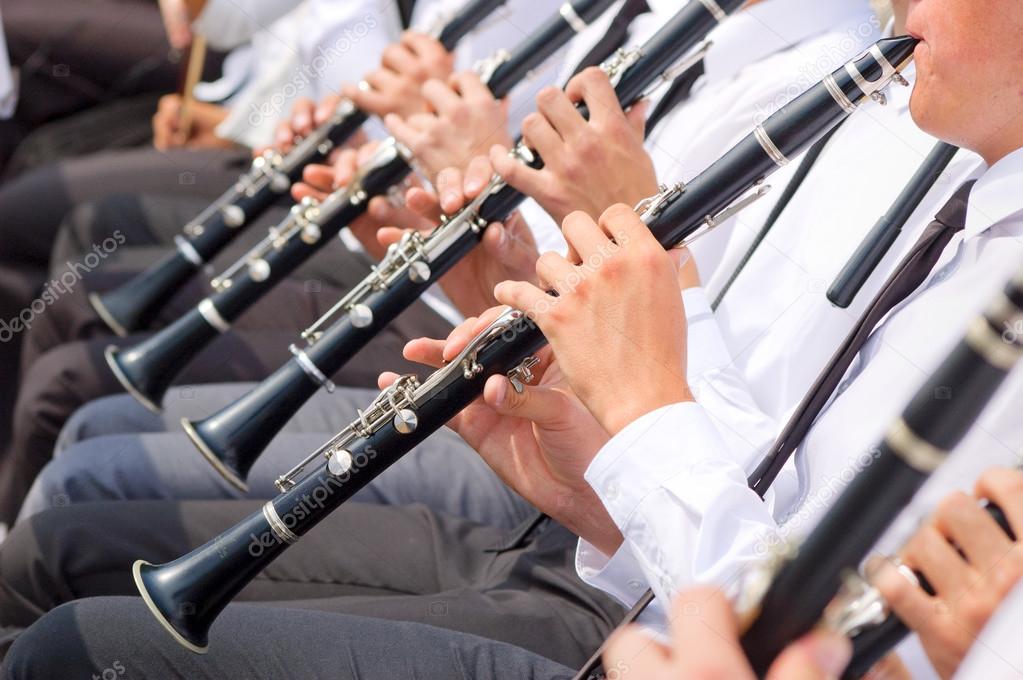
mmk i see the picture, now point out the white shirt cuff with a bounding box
[683,287,734,380]
[585,402,725,533]
[575,537,650,608]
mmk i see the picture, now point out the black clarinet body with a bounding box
[184,227,484,489]
[133,37,920,652]
[90,0,508,337]
[104,145,414,412]
[185,0,747,485]
[741,269,1023,676]
[827,142,959,309]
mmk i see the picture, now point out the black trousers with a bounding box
[4,598,576,680]
[0,500,624,670]
[0,0,222,175]
[0,274,452,524]
[0,149,252,451]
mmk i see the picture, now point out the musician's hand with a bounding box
[152,94,231,150]
[291,141,429,261]
[386,72,513,182]
[267,95,355,155]
[604,586,853,680]
[342,31,455,119]
[495,205,692,437]
[490,67,657,225]
[870,468,1023,680]
[375,157,539,317]
[157,0,192,50]
[380,308,624,555]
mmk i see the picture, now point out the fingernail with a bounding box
[808,634,852,677]
[442,192,459,207]
[493,379,508,407]
[864,554,900,580]
[496,225,507,248]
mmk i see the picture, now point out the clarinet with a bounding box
[104,0,623,413]
[827,141,959,308]
[739,267,1023,676]
[184,0,733,491]
[840,503,1014,679]
[89,0,508,337]
[131,37,919,653]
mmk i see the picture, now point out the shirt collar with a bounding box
[964,145,1023,240]
[700,0,877,85]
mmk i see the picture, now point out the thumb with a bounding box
[483,222,538,278]
[625,99,650,137]
[765,631,851,680]
[485,376,565,426]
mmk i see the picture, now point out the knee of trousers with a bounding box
[12,342,105,453]
[1,600,115,677]
[54,394,153,452]
[0,509,84,627]
[19,452,92,520]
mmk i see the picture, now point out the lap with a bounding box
[29,419,532,530]
[3,597,575,680]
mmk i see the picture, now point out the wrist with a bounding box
[545,481,623,556]
[602,385,694,437]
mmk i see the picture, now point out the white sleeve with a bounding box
[0,7,14,119]
[578,402,781,614]
[682,287,779,472]
[954,581,1023,678]
[193,0,305,50]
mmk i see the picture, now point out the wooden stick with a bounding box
[177,35,208,142]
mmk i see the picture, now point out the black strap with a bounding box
[397,0,417,29]
[645,59,705,136]
[569,0,651,77]
[710,122,844,310]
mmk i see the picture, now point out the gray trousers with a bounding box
[3,597,575,680]
[22,385,535,531]
[0,500,624,669]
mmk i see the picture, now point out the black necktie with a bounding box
[644,59,706,135]
[569,0,651,77]
[397,0,416,29]
[749,180,978,494]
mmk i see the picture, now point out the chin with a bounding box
[909,84,942,137]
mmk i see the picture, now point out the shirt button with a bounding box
[627,579,643,591]
[604,483,620,501]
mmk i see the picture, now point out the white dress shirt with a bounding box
[574,74,1023,647]
[0,7,16,119]
[194,0,404,147]
[954,580,1023,678]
